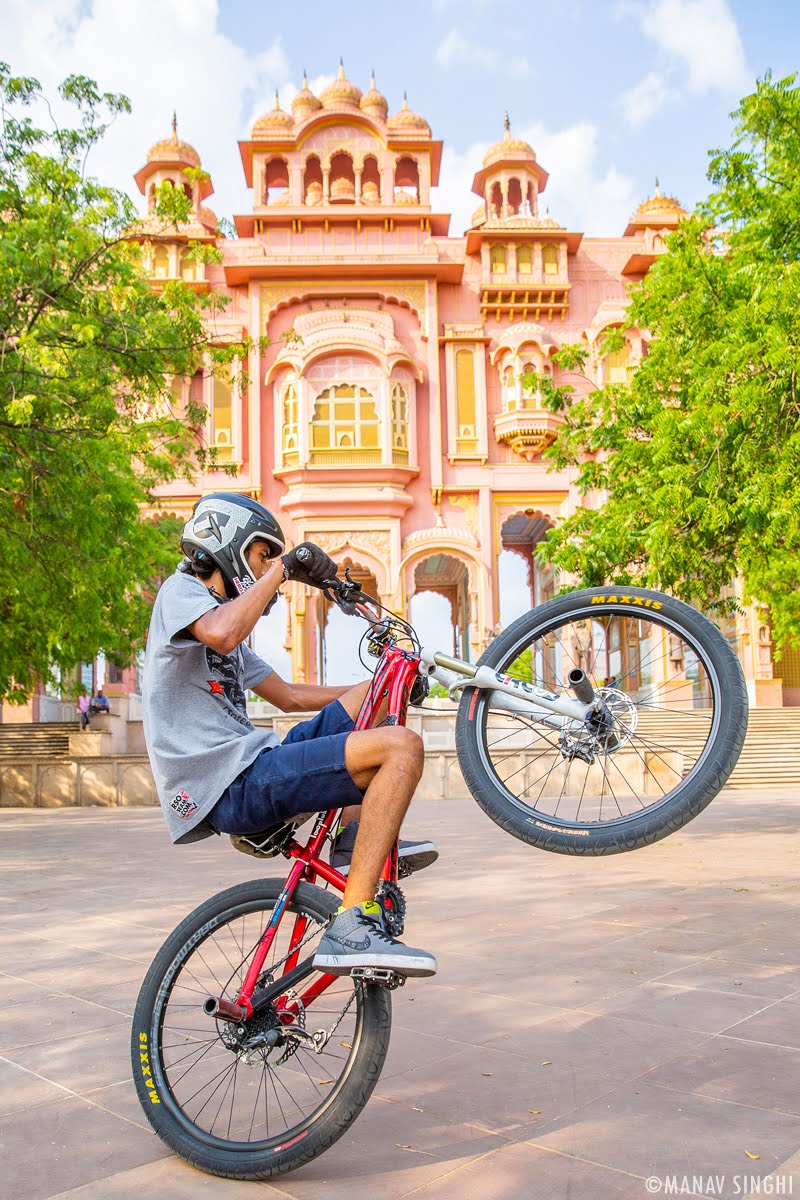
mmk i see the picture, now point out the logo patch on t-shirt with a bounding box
[208,680,225,695]
[171,789,198,819]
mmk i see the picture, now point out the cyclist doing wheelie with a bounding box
[142,491,437,979]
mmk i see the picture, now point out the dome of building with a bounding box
[292,71,321,120]
[630,180,686,226]
[482,115,535,168]
[387,94,431,136]
[146,114,201,168]
[251,91,294,138]
[471,203,487,227]
[319,61,362,108]
[199,205,218,231]
[360,71,388,120]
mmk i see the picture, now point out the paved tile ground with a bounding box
[2,789,800,1200]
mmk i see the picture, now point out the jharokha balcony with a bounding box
[493,398,563,461]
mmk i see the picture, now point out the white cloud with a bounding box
[436,29,497,68]
[433,122,638,238]
[618,70,674,126]
[638,0,749,93]
[3,0,293,221]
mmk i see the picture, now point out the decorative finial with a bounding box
[402,91,409,109]
[504,111,510,133]
[338,58,345,80]
[274,89,280,110]
[171,111,177,138]
[302,69,308,87]
[370,68,376,88]
[654,177,662,196]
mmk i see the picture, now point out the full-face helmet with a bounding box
[180,492,285,599]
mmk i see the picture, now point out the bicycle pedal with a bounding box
[349,966,406,988]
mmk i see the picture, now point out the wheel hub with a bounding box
[559,686,638,765]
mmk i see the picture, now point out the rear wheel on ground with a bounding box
[131,878,392,1179]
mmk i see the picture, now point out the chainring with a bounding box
[376,879,407,938]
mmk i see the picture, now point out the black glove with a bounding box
[281,542,338,589]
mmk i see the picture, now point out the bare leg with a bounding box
[340,727,423,907]
[336,679,388,831]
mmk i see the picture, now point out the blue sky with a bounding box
[5,0,798,675]
[5,0,799,237]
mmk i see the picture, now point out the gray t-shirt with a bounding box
[142,569,278,843]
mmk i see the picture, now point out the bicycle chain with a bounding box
[251,908,360,1054]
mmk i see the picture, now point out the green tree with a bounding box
[0,66,239,702]
[540,73,800,644]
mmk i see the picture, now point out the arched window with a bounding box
[211,371,234,463]
[361,155,381,204]
[489,181,502,217]
[391,382,409,463]
[179,247,197,282]
[310,383,380,463]
[602,338,630,385]
[520,360,538,409]
[502,365,516,411]
[153,244,170,279]
[394,156,419,203]
[507,177,522,216]
[542,244,559,276]
[490,244,507,274]
[330,152,355,203]
[455,349,477,454]
[281,380,299,466]
[304,155,323,206]
[517,244,533,275]
[265,157,289,205]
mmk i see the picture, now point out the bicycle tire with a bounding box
[131,878,392,1179]
[455,586,748,855]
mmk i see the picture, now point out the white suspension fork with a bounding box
[418,647,592,725]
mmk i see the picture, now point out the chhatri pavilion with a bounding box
[131,67,779,702]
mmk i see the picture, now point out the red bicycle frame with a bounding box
[208,642,421,1024]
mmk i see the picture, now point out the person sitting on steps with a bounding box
[142,492,437,980]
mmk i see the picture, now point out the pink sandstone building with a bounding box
[128,67,781,704]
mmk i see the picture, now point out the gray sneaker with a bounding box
[313,901,437,978]
[331,822,439,878]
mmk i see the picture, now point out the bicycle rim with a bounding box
[151,895,367,1151]
[474,604,724,829]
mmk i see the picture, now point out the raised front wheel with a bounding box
[455,587,748,855]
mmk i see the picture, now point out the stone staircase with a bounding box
[0,707,799,808]
[618,707,800,789]
[0,722,78,759]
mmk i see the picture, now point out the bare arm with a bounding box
[252,671,355,714]
[186,560,284,654]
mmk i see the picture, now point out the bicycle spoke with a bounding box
[148,897,366,1149]
[475,604,725,826]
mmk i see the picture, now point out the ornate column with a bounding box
[289,162,303,205]
[469,590,480,662]
[501,177,509,219]
[292,593,307,683]
[354,165,363,205]
[383,161,395,205]
[322,165,331,204]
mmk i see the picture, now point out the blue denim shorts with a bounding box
[209,700,364,835]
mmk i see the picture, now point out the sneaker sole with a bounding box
[313,952,437,978]
[333,846,439,879]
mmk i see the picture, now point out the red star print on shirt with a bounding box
[208,680,225,696]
